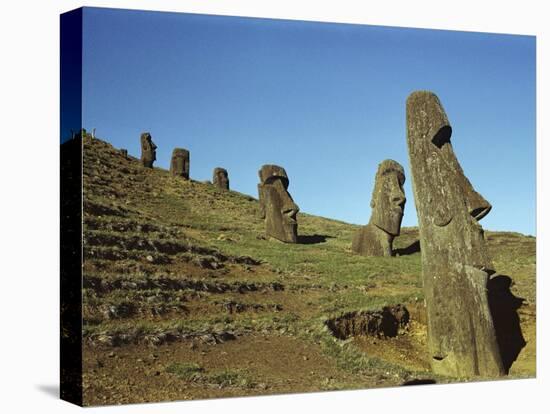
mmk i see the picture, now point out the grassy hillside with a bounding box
[80,135,536,405]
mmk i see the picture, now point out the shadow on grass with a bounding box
[488,274,526,374]
[297,234,334,245]
[394,240,421,256]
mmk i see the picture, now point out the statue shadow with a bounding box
[297,234,334,245]
[487,274,526,374]
[394,240,421,256]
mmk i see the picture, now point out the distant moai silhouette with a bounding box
[140,132,157,168]
[406,90,504,378]
[213,168,229,190]
[258,165,299,243]
[351,159,406,256]
[120,149,128,158]
[170,148,190,179]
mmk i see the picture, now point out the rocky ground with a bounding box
[80,136,536,406]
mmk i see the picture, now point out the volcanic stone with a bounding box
[140,133,157,168]
[213,167,229,190]
[257,165,299,243]
[352,159,406,256]
[406,90,504,378]
[170,148,190,179]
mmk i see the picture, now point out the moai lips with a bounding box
[170,148,190,179]
[352,160,406,256]
[406,91,504,378]
[213,168,229,190]
[140,132,157,168]
[258,165,299,243]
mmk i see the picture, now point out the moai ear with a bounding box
[425,149,454,227]
[258,183,266,219]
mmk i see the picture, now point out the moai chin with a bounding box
[257,165,299,243]
[351,159,406,257]
[406,90,504,378]
[170,148,190,179]
[140,132,157,168]
[213,168,229,190]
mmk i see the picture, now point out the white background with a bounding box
[0,1,547,413]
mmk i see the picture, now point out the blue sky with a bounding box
[80,7,536,235]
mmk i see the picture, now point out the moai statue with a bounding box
[213,167,229,190]
[406,90,504,378]
[257,165,299,243]
[120,149,128,158]
[140,132,157,168]
[351,160,406,256]
[170,148,190,179]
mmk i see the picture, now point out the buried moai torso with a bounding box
[140,132,157,168]
[351,160,406,257]
[257,165,299,243]
[406,91,504,378]
[213,168,229,190]
[170,148,190,179]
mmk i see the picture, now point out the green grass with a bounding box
[166,363,256,388]
[165,363,204,381]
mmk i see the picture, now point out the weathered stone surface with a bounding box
[257,165,299,243]
[352,160,406,256]
[140,133,157,168]
[170,148,190,179]
[406,90,504,378]
[213,167,229,190]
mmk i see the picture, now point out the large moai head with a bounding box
[370,159,406,236]
[258,165,299,243]
[140,132,157,168]
[213,168,229,190]
[406,91,504,378]
[170,148,190,179]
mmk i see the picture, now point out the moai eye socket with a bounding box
[432,125,452,149]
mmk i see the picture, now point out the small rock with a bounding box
[146,255,154,263]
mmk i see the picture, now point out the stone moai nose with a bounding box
[390,179,406,207]
[461,177,492,221]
